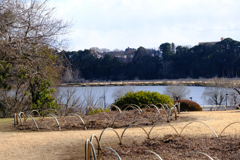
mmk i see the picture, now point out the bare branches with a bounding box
[0,0,70,117]
[112,86,135,100]
[0,0,70,79]
[0,0,70,51]
[201,77,238,105]
[54,88,84,116]
[202,87,228,105]
[164,83,190,100]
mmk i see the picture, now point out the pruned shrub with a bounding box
[174,100,202,111]
[113,91,174,110]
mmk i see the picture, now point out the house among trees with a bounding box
[199,37,225,45]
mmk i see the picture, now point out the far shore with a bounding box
[60,78,240,87]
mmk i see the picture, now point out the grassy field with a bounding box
[0,118,13,124]
[0,118,15,132]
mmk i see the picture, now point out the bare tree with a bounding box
[82,87,108,109]
[202,87,228,105]
[0,86,31,117]
[54,87,109,115]
[224,79,240,106]
[164,83,190,100]
[62,69,73,83]
[53,88,84,116]
[112,86,135,100]
[201,77,229,105]
[0,0,70,115]
[228,90,240,106]
[0,0,69,51]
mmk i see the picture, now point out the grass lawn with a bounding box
[0,118,14,132]
[0,118,14,124]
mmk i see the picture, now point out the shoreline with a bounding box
[60,78,240,87]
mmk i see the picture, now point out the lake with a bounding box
[59,85,208,107]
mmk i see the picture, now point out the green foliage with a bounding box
[114,91,174,110]
[31,79,60,111]
[17,68,28,79]
[159,42,175,61]
[89,108,110,114]
[132,46,147,64]
[175,100,202,111]
[0,61,12,90]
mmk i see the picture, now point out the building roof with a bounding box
[198,37,225,45]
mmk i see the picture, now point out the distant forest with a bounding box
[62,38,240,82]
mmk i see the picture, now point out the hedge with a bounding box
[174,99,202,111]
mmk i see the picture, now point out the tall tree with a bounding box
[159,43,175,61]
[132,46,147,64]
[0,0,70,115]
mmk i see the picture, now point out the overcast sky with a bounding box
[50,0,240,51]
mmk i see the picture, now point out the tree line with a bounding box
[63,38,240,82]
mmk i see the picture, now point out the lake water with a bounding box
[60,85,208,106]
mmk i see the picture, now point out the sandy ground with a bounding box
[0,110,240,160]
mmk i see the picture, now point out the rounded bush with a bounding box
[113,91,174,110]
[174,100,202,111]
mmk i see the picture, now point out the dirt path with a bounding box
[0,110,240,160]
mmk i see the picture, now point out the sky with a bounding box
[50,0,240,51]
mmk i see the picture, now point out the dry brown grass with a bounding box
[0,110,240,159]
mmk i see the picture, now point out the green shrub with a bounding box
[89,108,110,114]
[174,100,202,111]
[113,91,174,110]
